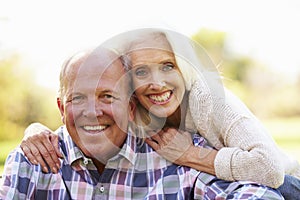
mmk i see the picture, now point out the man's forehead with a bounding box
[65,51,123,83]
[69,65,128,94]
[71,62,127,87]
[66,73,129,99]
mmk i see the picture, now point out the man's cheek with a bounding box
[65,108,77,124]
[112,108,128,127]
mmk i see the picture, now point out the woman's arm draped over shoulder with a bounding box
[21,122,62,173]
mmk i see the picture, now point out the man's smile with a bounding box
[81,125,108,133]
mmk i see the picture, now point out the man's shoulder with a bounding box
[55,125,65,137]
[6,146,31,164]
[55,125,73,151]
[2,145,42,181]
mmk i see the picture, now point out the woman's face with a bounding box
[128,45,186,118]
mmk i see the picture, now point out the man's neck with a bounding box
[91,158,106,174]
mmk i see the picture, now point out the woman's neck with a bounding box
[165,93,188,129]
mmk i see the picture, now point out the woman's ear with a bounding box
[57,97,65,123]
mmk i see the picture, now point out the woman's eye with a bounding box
[135,67,148,77]
[162,63,174,72]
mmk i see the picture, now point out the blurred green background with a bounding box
[0,28,299,175]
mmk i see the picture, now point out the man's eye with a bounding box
[101,94,118,103]
[103,94,114,99]
[162,63,174,72]
[70,96,84,103]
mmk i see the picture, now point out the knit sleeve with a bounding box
[189,80,286,188]
[214,117,285,188]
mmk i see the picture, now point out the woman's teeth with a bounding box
[149,91,171,102]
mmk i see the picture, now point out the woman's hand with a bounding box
[145,128,193,165]
[20,123,63,173]
[145,128,217,175]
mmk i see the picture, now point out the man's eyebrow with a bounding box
[66,91,81,97]
[97,89,120,95]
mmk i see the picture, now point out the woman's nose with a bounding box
[149,81,166,90]
[149,71,166,90]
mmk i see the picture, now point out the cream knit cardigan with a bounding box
[186,79,300,188]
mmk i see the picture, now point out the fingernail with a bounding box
[33,160,38,165]
[43,166,49,173]
[52,167,57,174]
[56,163,60,169]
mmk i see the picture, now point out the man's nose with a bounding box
[83,100,103,118]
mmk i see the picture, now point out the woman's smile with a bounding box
[148,90,172,105]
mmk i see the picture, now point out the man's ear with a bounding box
[128,97,136,122]
[57,97,65,123]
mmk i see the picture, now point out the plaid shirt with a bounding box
[0,126,283,200]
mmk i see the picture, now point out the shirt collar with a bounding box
[57,126,87,165]
[57,126,138,168]
[105,126,139,169]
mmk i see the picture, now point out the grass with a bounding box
[0,117,299,175]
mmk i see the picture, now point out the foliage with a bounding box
[0,53,62,141]
[191,28,300,119]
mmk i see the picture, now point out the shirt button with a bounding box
[83,158,89,165]
[100,186,105,193]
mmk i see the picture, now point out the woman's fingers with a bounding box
[20,141,38,165]
[21,132,61,173]
[145,129,193,163]
[145,138,160,150]
[21,139,50,173]
[50,134,63,158]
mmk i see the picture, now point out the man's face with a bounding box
[58,50,134,163]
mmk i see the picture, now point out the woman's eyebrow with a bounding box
[132,64,148,68]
